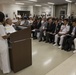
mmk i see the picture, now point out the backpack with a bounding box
[62,35,71,51]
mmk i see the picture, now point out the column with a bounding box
[51,5,55,17]
[67,3,72,17]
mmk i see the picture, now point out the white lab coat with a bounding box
[0,25,11,74]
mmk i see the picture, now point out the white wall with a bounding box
[55,4,67,18]
[41,6,51,15]
[71,3,76,16]
[33,5,55,17]
[0,4,3,11]
[67,3,76,17]
[2,4,33,19]
[67,3,72,17]
[0,4,55,18]
[33,6,41,15]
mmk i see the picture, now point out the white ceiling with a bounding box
[0,0,76,5]
[16,0,76,4]
[0,0,15,3]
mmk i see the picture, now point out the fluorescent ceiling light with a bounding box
[29,0,37,2]
[48,2,55,5]
[17,1,34,4]
[65,0,72,3]
[35,4,42,7]
[16,3,24,5]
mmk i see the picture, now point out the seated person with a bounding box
[52,19,61,44]
[73,38,76,53]
[5,18,16,34]
[66,19,76,52]
[32,18,41,39]
[58,19,64,26]
[39,18,47,42]
[12,18,18,24]
[62,21,74,51]
[21,17,30,27]
[54,19,70,49]
[31,18,37,38]
[46,18,56,43]
[28,17,33,25]
[20,18,25,26]
[15,17,21,26]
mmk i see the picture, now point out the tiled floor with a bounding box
[46,54,76,75]
[0,40,73,75]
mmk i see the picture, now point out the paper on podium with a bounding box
[18,26,27,30]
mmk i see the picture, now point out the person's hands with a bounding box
[53,33,56,35]
[7,33,11,37]
[49,32,53,34]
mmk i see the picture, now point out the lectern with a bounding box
[9,27,32,73]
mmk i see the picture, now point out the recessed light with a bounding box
[48,2,55,5]
[29,0,37,2]
[35,4,42,7]
[65,0,72,3]
[15,3,24,5]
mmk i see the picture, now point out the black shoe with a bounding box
[49,41,52,43]
[45,41,49,43]
[33,37,37,40]
[43,39,46,41]
[39,40,42,42]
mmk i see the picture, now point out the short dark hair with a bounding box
[52,18,56,21]
[64,19,69,22]
[73,18,76,23]
[54,18,59,22]
[0,12,5,22]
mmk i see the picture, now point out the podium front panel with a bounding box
[10,39,32,72]
[9,27,32,73]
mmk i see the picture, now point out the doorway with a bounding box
[17,11,30,17]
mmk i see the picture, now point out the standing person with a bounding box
[0,12,11,74]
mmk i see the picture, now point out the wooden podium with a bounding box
[9,27,32,73]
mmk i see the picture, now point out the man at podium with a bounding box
[5,18,16,34]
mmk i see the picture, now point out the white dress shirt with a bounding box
[59,24,70,34]
[5,24,16,34]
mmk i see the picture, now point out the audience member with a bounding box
[54,19,70,49]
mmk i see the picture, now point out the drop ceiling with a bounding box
[16,0,76,4]
[0,0,15,3]
[0,0,76,5]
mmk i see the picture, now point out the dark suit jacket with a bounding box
[46,22,56,33]
[55,24,61,34]
[31,20,37,30]
[68,25,73,35]
[73,27,76,38]
[36,21,41,29]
